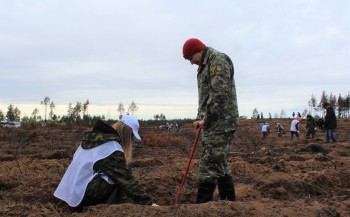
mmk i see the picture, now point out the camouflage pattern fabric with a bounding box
[196,47,239,134]
[199,133,234,182]
[306,118,317,138]
[81,132,121,149]
[81,151,152,206]
[195,47,238,182]
[306,118,317,133]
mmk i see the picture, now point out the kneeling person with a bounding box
[54,115,156,211]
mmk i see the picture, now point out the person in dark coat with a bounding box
[323,103,337,143]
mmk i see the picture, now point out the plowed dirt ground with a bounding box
[0,118,349,217]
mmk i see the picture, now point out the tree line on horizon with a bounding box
[0,97,140,127]
[251,90,349,119]
[308,91,349,118]
[1,91,348,127]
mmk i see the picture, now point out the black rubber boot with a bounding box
[217,175,236,201]
[196,181,216,204]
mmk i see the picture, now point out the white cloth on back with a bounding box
[54,141,123,207]
[261,124,269,132]
[290,120,299,132]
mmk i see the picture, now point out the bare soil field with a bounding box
[0,118,349,217]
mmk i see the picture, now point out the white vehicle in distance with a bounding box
[0,121,21,128]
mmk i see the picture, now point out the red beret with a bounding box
[182,38,206,59]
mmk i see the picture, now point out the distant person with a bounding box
[268,113,272,119]
[54,115,158,212]
[259,121,264,131]
[323,103,337,143]
[166,122,171,131]
[292,112,295,118]
[168,122,173,131]
[261,112,264,119]
[305,114,317,139]
[261,122,270,139]
[174,121,179,132]
[275,122,284,137]
[290,116,300,141]
[257,114,260,120]
[159,124,166,130]
[182,38,238,203]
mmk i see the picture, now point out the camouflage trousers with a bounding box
[306,128,316,139]
[198,132,234,183]
[73,175,127,211]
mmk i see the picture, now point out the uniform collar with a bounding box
[197,47,212,73]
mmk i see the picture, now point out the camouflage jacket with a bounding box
[81,132,153,205]
[196,47,239,134]
[306,118,317,130]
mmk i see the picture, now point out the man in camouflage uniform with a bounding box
[275,122,284,137]
[305,114,317,139]
[54,116,155,212]
[182,38,239,203]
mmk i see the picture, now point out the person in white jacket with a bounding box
[290,116,300,141]
[261,122,270,139]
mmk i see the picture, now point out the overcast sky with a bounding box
[0,0,349,120]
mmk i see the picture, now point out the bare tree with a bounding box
[41,96,50,121]
[329,92,337,110]
[337,94,344,118]
[49,101,55,120]
[13,107,21,121]
[117,102,125,118]
[318,91,328,117]
[252,108,258,119]
[0,109,4,121]
[310,94,317,116]
[128,101,138,116]
[344,94,350,118]
[280,109,286,118]
[159,113,166,120]
[154,114,159,120]
[154,113,166,120]
[73,101,83,122]
[67,103,74,122]
[83,99,90,117]
[31,108,39,122]
[6,104,20,121]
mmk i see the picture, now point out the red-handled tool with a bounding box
[175,127,201,204]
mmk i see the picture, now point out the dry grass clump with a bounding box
[141,131,189,147]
